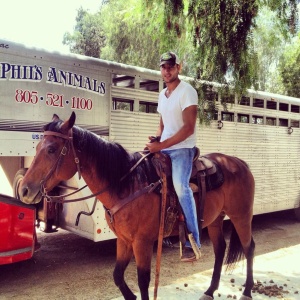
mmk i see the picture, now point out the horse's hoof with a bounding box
[239,295,252,300]
[199,294,213,300]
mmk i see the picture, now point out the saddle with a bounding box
[151,149,224,239]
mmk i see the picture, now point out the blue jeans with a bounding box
[162,147,201,248]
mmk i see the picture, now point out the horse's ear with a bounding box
[69,112,76,128]
[52,114,60,122]
[60,112,76,133]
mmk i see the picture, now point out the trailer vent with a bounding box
[0,119,109,136]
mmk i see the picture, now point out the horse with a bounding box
[19,112,255,300]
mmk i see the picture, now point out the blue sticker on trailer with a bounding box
[32,134,43,140]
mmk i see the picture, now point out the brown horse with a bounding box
[20,112,255,300]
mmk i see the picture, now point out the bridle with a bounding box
[39,129,109,203]
[39,129,154,204]
[43,129,81,179]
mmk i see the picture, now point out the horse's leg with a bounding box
[230,217,255,299]
[113,238,136,300]
[202,215,226,299]
[132,239,154,300]
[242,237,255,299]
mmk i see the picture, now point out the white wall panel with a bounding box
[111,110,300,215]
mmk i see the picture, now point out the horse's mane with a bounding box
[43,120,157,197]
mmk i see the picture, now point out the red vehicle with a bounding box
[0,193,36,265]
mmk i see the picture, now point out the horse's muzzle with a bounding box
[20,185,42,204]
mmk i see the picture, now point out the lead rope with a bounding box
[154,167,168,299]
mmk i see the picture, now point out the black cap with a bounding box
[160,51,180,66]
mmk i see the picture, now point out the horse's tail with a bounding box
[225,225,244,272]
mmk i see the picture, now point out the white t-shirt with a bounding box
[157,80,198,150]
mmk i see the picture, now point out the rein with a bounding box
[40,130,154,205]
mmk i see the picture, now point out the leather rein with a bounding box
[40,130,159,212]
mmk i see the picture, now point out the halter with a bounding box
[43,129,81,178]
[40,129,88,203]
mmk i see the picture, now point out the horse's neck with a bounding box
[75,135,128,209]
[80,164,115,209]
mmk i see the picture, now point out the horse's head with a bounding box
[20,112,78,204]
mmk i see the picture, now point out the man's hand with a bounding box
[145,136,162,153]
[145,141,162,153]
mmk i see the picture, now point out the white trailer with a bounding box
[1,40,299,243]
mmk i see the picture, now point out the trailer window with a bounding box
[239,96,250,106]
[267,100,277,110]
[253,98,264,108]
[202,84,218,101]
[112,74,160,92]
[238,114,249,123]
[266,117,276,126]
[291,120,300,128]
[222,112,234,122]
[291,105,300,113]
[112,74,135,88]
[204,110,218,121]
[112,98,134,111]
[139,79,160,92]
[220,94,234,104]
[279,118,288,127]
[139,102,158,113]
[252,115,264,125]
[279,103,289,112]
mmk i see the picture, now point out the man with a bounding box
[146,51,200,262]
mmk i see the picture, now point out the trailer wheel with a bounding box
[13,168,29,200]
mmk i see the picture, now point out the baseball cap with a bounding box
[160,51,180,66]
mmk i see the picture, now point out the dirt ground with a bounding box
[0,210,299,300]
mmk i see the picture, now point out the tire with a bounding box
[13,168,28,200]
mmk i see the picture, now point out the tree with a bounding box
[279,35,300,97]
[252,6,290,94]
[63,7,106,58]
[99,0,175,69]
[146,0,298,95]
[63,0,298,97]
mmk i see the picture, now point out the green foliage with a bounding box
[63,7,106,58]
[147,0,298,123]
[146,0,260,96]
[253,6,290,94]
[260,0,298,34]
[279,34,300,97]
[99,0,161,68]
[63,0,299,123]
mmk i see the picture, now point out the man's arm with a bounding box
[146,105,198,152]
[156,116,164,137]
[148,116,164,141]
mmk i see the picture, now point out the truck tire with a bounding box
[13,168,29,200]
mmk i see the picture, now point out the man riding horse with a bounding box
[146,51,201,262]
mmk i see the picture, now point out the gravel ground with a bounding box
[0,210,299,300]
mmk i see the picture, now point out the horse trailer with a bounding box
[1,39,300,253]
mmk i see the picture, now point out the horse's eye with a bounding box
[48,146,56,154]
